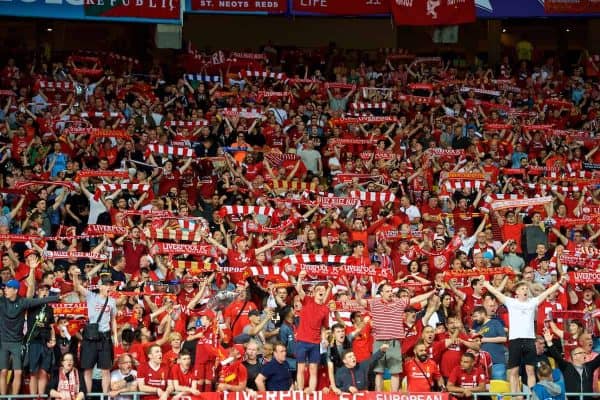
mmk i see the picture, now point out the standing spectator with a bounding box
[243,340,262,391]
[255,342,294,391]
[73,274,118,394]
[359,282,435,391]
[543,329,600,397]
[294,270,332,393]
[483,275,567,394]
[0,274,59,395]
[472,306,507,380]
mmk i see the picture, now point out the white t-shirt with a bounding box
[110,369,138,400]
[504,296,540,340]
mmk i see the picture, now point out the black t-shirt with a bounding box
[26,302,55,343]
[243,360,262,390]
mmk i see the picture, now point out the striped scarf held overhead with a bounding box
[263,152,299,167]
[218,206,276,218]
[163,120,209,128]
[146,144,194,158]
[349,190,396,204]
[38,81,74,90]
[184,73,221,83]
[444,180,487,191]
[240,70,286,80]
[143,228,199,242]
[350,102,389,110]
[271,180,317,193]
[78,111,121,118]
[94,183,152,200]
[247,265,289,282]
[220,107,263,119]
[279,254,349,270]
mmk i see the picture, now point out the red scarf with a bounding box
[57,368,80,400]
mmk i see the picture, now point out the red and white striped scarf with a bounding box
[280,254,349,270]
[490,196,553,211]
[525,183,587,193]
[230,52,266,60]
[359,151,396,161]
[317,196,360,208]
[241,70,286,80]
[271,180,317,192]
[163,120,208,128]
[221,108,263,119]
[218,206,276,218]
[263,153,299,166]
[75,170,130,182]
[330,138,377,144]
[290,263,392,279]
[331,116,396,125]
[397,95,442,105]
[349,190,396,203]
[79,111,121,118]
[427,148,465,157]
[15,180,76,191]
[445,180,486,191]
[408,83,434,91]
[324,82,355,89]
[144,228,198,241]
[150,242,217,257]
[522,124,554,131]
[146,144,194,158]
[484,123,512,131]
[94,183,152,200]
[84,225,129,236]
[43,251,108,260]
[247,265,289,282]
[38,81,73,90]
[460,87,501,97]
[350,102,388,110]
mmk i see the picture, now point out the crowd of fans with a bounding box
[0,41,599,400]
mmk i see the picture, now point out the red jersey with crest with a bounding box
[169,363,198,387]
[138,362,169,399]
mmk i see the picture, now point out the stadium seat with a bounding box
[489,379,511,400]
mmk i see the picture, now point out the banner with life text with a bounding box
[290,0,390,16]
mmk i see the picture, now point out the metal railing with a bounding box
[0,391,597,400]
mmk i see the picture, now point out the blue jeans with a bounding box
[491,363,507,380]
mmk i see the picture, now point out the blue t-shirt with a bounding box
[261,358,293,391]
[476,318,507,364]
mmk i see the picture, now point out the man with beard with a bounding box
[447,353,487,399]
[405,341,445,392]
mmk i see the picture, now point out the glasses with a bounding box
[573,352,586,356]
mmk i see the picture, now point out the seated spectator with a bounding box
[110,353,138,399]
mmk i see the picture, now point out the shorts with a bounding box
[373,339,403,374]
[507,338,536,369]
[196,362,215,382]
[28,341,54,373]
[80,336,114,370]
[0,341,23,370]
[295,341,321,364]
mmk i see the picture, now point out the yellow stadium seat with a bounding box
[489,379,512,400]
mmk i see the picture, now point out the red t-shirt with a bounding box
[137,362,170,393]
[448,365,487,391]
[439,332,470,378]
[296,295,329,344]
[405,358,441,392]
[223,300,257,338]
[169,364,198,387]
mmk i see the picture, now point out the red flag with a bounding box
[391,0,476,26]
[545,0,600,13]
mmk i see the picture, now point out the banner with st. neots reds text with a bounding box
[392,0,476,26]
[545,0,600,14]
[185,391,449,400]
[189,0,287,14]
[84,0,181,20]
[291,0,389,15]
